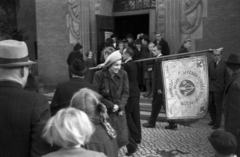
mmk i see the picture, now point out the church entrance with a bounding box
[114,14,149,40]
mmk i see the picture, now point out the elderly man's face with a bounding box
[155,34,162,41]
[213,51,222,63]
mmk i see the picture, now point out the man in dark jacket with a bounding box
[122,47,141,156]
[0,40,51,157]
[153,33,170,56]
[142,45,164,128]
[50,59,96,116]
[208,48,230,129]
[224,53,240,156]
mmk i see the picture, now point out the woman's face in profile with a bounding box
[109,60,122,74]
[184,41,191,49]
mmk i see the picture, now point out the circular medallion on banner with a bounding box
[179,80,195,97]
[171,70,205,104]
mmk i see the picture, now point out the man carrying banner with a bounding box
[208,48,229,130]
[224,53,240,156]
[142,45,164,128]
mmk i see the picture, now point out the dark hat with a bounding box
[111,34,117,38]
[208,130,237,155]
[135,39,142,45]
[0,40,36,67]
[105,38,114,47]
[141,35,149,42]
[126,34,133,39]
[225,53,240,65]
[74,43,82,51]
[69,58,87,76]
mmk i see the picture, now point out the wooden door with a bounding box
[96,15,114,63]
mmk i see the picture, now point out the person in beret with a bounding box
[208,48,230,130]
[0,40,51,157]
[50,58,96,116]
[224,53,240,156]
[178,38,191,54]
[208,130,237,157]
[93,50,129,149]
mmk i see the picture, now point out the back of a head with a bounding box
[208,130,237,156]
[70,88,108,122]
[43,108,94,148]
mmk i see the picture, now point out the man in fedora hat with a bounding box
[0,40,51,157]
[50,58,96,116]
[224,53,240,156]
[208,48,230,130]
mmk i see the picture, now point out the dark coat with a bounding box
[93,69,129,148]
[50,78,96,116]
[67,51,83,66]
[43,147,106,157]
[0,81,51,157]
[133,48,144,86]
[209,60,230,93]
[153,39,170,55]
[225,69,240,156]
[177,46,188,54]
[84,58,96,84]
[85,120,118,157]
[122,59,140,98]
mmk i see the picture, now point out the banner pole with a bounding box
[89,49,213,70]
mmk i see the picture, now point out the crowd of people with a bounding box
[0,32,240,157]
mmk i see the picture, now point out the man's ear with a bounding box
[20,67,25,78]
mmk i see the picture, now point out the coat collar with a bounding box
[225,69,240,94]
[0,80,23,89]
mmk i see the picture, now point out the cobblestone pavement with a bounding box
[119,115,222,157]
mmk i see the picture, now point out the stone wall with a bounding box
[35,0,72,88]
[196,0,240,61]
[18,0,37,61]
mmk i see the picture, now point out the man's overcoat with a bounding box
[0,81,51,157]
[225,69,240,156]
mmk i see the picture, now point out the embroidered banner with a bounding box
[162,55,209,120]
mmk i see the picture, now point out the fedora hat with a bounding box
[141,35,149,42]
[225,53,240,65]
[103,50,122,67]
[69,58,87,76]
[0,40,36,67]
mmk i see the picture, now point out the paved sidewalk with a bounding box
[119,115,221,157]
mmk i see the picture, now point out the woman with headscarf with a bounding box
[70,88,118,157]
[93,50,129,148]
